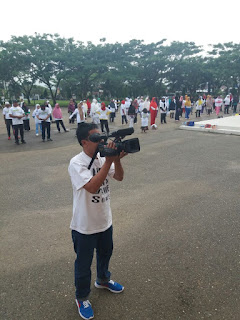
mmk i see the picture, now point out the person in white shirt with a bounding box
[45,100,52,120]
[215,96,223,116]
[82,100,88,118]
[90,99,100,125]
[2,101,13,140]
[32,104,42,136]
[224,94,231,114]
[143,97,150,113]
[138,97,145,116]
[9,100,26,145]
[68,122,126,319]
[109,100,116,123]
[195,97,203,118]
[125,97,130,115]
[97,102,111,134]
[120,100,128,124]
[159,98,167,124]
[141,108,149,132]
[69,102,85,135]
[37,105,52,142]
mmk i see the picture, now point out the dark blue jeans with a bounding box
[185,107,191,119]
[72,226,113,300]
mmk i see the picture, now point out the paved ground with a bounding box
[0,109,239,320]
[180,115,240,135]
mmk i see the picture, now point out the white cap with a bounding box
[5,101,10,105]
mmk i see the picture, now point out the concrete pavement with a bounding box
[0,110,239,319]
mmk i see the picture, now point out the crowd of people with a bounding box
[2,94,239,145]
[2,99,70,144]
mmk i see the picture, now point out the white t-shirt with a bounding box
[9,106,24,125]
[68,151,115,235]
[90,103,100,118]
[47,104,52,113]
[3,107,11,120]
[215,98,223,107]
[120,104,126,116]
[139,101,144,113]
[224,97,230,106]
[159,101,167,113]
[98,108,111,120]
[196,100,203,110]
[37,107,51,122]
[141,112,149,126]
[125,100,130,112]
[70,108,85,124]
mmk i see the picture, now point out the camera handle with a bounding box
[88,146,99,170]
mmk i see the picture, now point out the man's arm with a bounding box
[44,114,51,121]
[69,108,77,119]
[9,113,24,119]
[113,159,124,181]
[83,143,126,193]
[83,159,113,194]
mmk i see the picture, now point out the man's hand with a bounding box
[105,141,118,164]
[118,151,128,160]
[105,142,128,164]
[104,142,127,182]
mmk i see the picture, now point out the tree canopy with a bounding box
[0,34,239,104]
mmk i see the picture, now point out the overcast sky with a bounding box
[2,0,240,47]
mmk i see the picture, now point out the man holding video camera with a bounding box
[68,122,127,320]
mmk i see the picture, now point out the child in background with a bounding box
[32,104,42,136]
[141,108,149,133]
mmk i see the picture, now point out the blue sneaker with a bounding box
[75,299,94,319]
[94,280,124,293]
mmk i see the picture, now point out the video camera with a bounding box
[89,127,140,157]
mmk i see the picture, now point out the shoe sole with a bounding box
[75,300,94,320]
[94,282,124,293]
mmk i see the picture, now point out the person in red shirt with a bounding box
[150,97,158,128]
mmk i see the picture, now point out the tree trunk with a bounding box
[46,83,56,106]
[27,95,31,104]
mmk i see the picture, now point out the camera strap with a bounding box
[88,146,99,170]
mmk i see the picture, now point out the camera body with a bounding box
[98,138,140,156]
[89,128,140,157]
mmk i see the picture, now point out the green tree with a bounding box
[0,36,38,103]
[207,42,240,96]
[27,33,77,105]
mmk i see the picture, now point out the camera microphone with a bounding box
[110,127,134,137]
